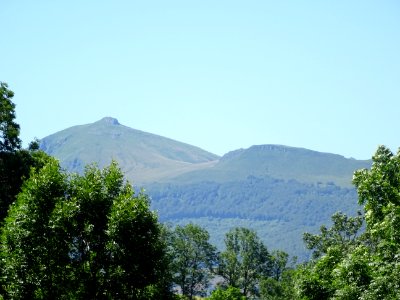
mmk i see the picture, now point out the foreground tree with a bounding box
[0,160,170,299]
[295,211,365,299]
[0,82,21,152]
[219,227,273,297]
[295,146,400,300]
[0,83,51,223]
[208,286,246,300]
[168,223,217,299]
[303,211,364,259]
[351,145,400,299]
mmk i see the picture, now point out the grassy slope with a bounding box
[170,144,371,187]
[40,117,219,184]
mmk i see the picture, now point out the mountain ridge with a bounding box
[40,117,371,187]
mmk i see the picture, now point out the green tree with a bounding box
[219,227,272,297]
[0,82,21,152]
[295,211,365,300]
[303,211,363,259]
[350,145,400,299]
[295,145,400,300]
[0,143,50,223]
[208,286,246,300]
[0,159,170,299]
[168,223,217,299]
[270,250,289,281]
[260,251,296,300]
[0,82,51,223]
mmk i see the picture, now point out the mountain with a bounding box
[148,146,370,260]
[40,117,372,260]
[169,144,371,188]
[40,117,219,184]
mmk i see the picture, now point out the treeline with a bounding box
[2,82,400,299]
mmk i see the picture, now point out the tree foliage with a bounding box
[0,159,169,299]
[0,83,51,224]
[0,145,51,223]
[303,211,363,259]
[0,82,21,152]
[168,223,217,299]
[208,286,246,300]
[295,146,400,299]
[219,227,272,297]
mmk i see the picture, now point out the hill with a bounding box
[170,144,371,188]
[40,117,219,184]
[148,146,370,260]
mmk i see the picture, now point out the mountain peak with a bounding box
[98,117,120,125]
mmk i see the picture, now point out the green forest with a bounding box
[2,82,400,299]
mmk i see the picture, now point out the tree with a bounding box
[168,223,217,299]
[259,250,296,300]
[0,160,170,299]
[295,146,400,300]
[0,143,51,223]
[270,250,290,281]
[208,286,246,300]
[219,227,272,297]
[0,82,51,223]
[0,82,21,152]
[295,211,365,300]
[350,145,400,299]
[303,211,363,259]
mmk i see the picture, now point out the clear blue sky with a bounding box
[1,1,399,159]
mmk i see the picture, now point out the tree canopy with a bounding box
[0,82,21,152]
[0,160,169,299]
[296,146,400,300]
[219,227,273,297]
[0,83,51,223]
[167,223,217,299]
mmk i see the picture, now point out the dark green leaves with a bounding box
[0,160,168,299]
[0,82,20,152]
[219,227,272,297]
[168,223,217,299]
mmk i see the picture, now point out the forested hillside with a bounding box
[148,176,359,260]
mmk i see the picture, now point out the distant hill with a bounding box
[170,144,371,188]
[40,117,219,184]
[40,118,372,260]
[148,146,371,260]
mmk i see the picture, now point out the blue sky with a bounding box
[1,1,399,159]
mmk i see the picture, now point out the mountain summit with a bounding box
[40,117,219,184]
[99,116,120,125]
